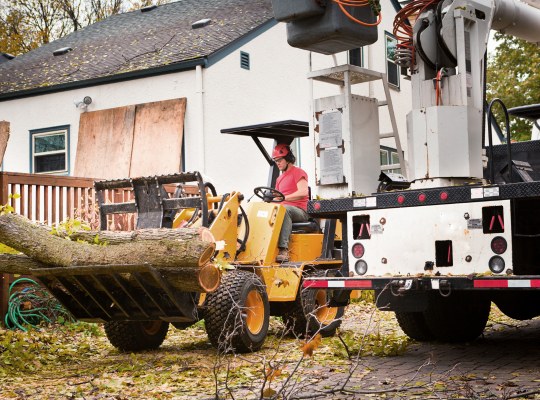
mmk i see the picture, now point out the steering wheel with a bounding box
[253,186,285,203]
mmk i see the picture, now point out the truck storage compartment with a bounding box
[511,197,540,275]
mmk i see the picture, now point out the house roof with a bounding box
[0,0,274,96]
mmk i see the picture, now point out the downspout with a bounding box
[368,45,374,97]
[196,65,205,172]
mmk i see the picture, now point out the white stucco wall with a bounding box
[0,2,411,199]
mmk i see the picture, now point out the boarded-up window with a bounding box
[74,98,186,179]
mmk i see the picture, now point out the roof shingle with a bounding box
[0,0,273,94]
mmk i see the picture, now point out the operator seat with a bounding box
[290,186,319,233]
[291,219,320,233]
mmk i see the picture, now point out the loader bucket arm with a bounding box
[94,171,209,230]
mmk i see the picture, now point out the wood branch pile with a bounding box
[0,213,221,293]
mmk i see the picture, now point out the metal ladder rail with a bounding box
[378,75,407,178]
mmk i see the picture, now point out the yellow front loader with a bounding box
[31,123,345,353]
[167,122,346,352]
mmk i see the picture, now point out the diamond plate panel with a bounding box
[309,182,540,215]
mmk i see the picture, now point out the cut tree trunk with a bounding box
[0,254,221,293]
[34,223,215,245]
[0,213,215,269]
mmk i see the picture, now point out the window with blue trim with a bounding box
[385,32,400,90]
[380,146,402,174]
[30,126,69,174]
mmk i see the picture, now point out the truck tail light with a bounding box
[489,256,505,274]
[491,237,507,254]
[352,243,365,258]
[355,260,368,275]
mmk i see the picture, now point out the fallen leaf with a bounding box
[301,334,322,357]
[265,367,282,382]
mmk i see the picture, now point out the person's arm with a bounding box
[284,177,308,201]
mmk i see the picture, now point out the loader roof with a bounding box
[0,0,274,98]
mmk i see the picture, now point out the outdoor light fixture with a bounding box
[74,96,92,109]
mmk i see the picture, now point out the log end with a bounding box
[198,262,222,293]
[199,227,215,243]
[198,242,216,267]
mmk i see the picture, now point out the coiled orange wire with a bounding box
[316,0,383,26]
[392,0,442,70]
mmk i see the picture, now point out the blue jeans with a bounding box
[277,205,309,248]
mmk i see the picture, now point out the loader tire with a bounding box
[422,292,490,343]
[104,320,169,352]
[282,271,344,338]
[395,311,436,341]
[204,270,269,353]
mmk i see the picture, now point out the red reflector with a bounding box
[303,280,327,288]
[474,280,508,288]
[352,243,365,258]
[440,192,448,200]
[314,202,321,210]
[397,195,404,204]
[344,280,373,288]
[491,236,507,254]
[419,194,426,202]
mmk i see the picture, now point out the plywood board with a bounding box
[129,98,186,177]
[74,106,136,179]
[0,121,10,165]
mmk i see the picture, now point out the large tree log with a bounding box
[0,214,215,268]
[0,254,221,293]
[33,222,215,245]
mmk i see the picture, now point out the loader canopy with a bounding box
[221,120,309,189]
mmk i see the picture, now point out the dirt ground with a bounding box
[0,300,539,399]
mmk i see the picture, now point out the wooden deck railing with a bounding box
[0,172,200,327]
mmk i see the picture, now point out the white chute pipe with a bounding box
[493,0,540,44]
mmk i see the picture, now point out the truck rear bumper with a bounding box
[304,276,540,291]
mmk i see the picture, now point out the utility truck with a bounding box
[271,0,540,342]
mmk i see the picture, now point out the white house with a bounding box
[0,0,411,198]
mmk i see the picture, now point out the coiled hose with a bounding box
[5,278,72,331]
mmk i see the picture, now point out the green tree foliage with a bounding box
[0,0,165,56]
[487,32,540,142]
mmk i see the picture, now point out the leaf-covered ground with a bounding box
[0,300,535,399]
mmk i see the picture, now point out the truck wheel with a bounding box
[395,312,436,341]
[205,270,269,353]
[104,320,170,351]
[282,271,344,338]
[423,292,490,342]
[494,292,540,320]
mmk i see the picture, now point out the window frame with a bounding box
[380,145,403,174]
[290,138,302,169]
[29,125,70,175]
[384,31,400,91]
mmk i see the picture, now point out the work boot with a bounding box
[276,248,289,262]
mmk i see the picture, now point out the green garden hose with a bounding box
[5,278,72,331]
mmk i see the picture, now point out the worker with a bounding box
[273,143,309,262]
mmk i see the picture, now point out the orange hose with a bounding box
[337,2,382,26]
[334,0,370,6]
[436,70,441,105]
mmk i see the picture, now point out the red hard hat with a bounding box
[273,144,289,158]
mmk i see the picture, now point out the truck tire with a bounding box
[104,320,170,352]
[282,271,344,338]
[423,292,490,342]
[395,312,436,341]
[205,270,269,353]
[493,292,540,321]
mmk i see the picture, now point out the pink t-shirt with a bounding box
[276,165,308,210]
